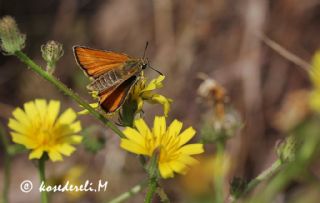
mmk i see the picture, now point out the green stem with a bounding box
[244,159,282,195]
[230,159,282,202]
[2,154,10,203]
[14,51,125,138]
[144,177,157,203]
[0,126,10,203]
[38,157,48,203]
[214,141,225,203]
[107,180,148,203]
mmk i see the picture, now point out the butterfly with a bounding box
[73,43,160,114]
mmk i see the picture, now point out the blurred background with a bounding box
[0,0,320,202]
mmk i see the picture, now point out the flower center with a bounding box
[148,132,181,163]
[32,120,58,148]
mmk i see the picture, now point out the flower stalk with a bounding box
[243,159,282,195]
[230,159,282,201]
[0,125,10,203]
[107,180,148,203]
[38,156,48,203]
[144,152,159,203]
[144,177,157,203]
[214,141,225,203]
[13,50,125,138]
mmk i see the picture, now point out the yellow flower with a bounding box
[309,90,320,113]
[120,116,204,178]
[309,51,320,113]
[131,74,172,116]
[8,99,82,162]
[180,154,230,195]
[63,165,86,200]
[310,51,320,89]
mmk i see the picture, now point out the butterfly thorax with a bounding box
[87,59,145,93]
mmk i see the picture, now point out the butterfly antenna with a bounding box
[149,64,163,75]
[143,41,149,59]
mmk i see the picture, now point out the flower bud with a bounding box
[41,40,64,74]
[201,108,242,143]
[0,16,26,54]
[276,136,299,163]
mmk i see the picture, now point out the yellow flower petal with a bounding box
[134,118,152,138]
[70,121,82,133]
[12,108,30,127]
[159,162,174,179]
[78,103,99,115]
[130,74,171,116]
[143,75,165,92]
[167,119,183,137]
[120,139,148,155]
[23,102,38,127]
[29,148,44,159]
[47,100,60,126]
[179,144,204,155]
[123,127,146,146]
[69,135,83,144]
[48,149,63,162]
[310,90,320,113]
[57,108,77,125]
[58,144,76,156]
[169,161,187,174]
[153,116,166,138]
[136,98,144,113]
[35,99,47,121]
[178,127,196,147]
[146,94,172,117]
[8,119,27,135]
[11,132,36,148]
[178,155,199,165]
[310,51,320,88]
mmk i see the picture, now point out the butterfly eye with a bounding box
[142,63,147,69]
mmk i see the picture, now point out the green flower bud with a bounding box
[41,40,64,74]
[0,16,26,54]
[276,135,299,163]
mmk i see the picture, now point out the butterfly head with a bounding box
[141,58,148,70]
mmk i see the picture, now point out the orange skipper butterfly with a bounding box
[73,43,160,113]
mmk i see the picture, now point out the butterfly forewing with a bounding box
[73,46,130,78]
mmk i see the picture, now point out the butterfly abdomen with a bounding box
[87,69,123,92]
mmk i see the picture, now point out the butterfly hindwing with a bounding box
[99,75,138,113]
[73,46,130,78]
